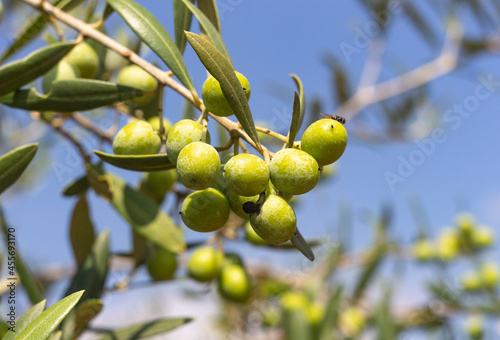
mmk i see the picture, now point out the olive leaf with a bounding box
[185,32,261,149]
[70,195,96,265]
[173,0,194,55]
[0,79,144,112]
[290,228,315,261]
[197,0,221,32]
[0,42,75,97]
[179,0,232,64]
[16,291,84,340]
[94,151,176,172]
[95,318,193,340]
[0,0,84,62]
[290,74,306,129]
[287,92,301,148]
[0,143,38,195]
[106,0,198,101]
[2,300,46,340]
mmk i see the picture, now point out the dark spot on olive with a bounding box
[243,201,258,214]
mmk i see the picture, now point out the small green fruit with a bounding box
[227,192,259,220]
[472,226,494,248]
[223,153,269,196]
[112,120,161,155]
[187,246,223,282]
[339,307,366,337]
[244,221,268,245]
[141,169,177,203]
[117,64,158,106]
[281,291,308,311]
[202,71,250,117]
[461,270,482,291]
[166,119,209,164]
[465,314,484,340]
[249,195,296,244]
[42,60,80,93]
[436,228,460,261]
[219,264,251,302]
[147,116,172,137]
[180,188,230,232]
[455,212,476,232]
[301,118,347,166]
[147,248,177,281]
[66,42,99,79]
[176,142,220,190]
[307,302,325,326]
[412,239,435,262]
[269,148,320,195]
[480,262,499,288]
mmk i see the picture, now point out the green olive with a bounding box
[176,142,220,190]
[66,42,99,79]
[301,118,347,166]
[112,120,161,155]
[117,64,158,106]
[180,188,230,232]
[202,71,250,117]
[147,247,177,281]
[187,246,223,282]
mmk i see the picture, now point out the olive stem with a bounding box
[157,84,167,153]
[23,0,273,158]
[255,126,288,143]
[233,137,239,155]
[215,137,235,152]
[200,109,209,143]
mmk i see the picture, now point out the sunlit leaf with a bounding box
[70,195,96,265]
[0,80,144,112]
[16,290,84,340]
[0,143,38,195]
[106,0,198,101]
[95,318,193,340]
[0,42,75,96]
[2,300,46,340]
[185,32,261,149]
[93,151,176,172]
[71,299,103,338]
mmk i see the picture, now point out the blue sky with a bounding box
[1,1,500,334]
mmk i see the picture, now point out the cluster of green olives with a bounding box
[111,71,347,245]
[412,212,495,262]
[42,42,100,93]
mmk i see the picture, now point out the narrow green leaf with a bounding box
[0,323,9,339]
[0,143,38,195]
[93,151,175,172]
[0,42,75,96]
[284,309,312,340]
[0,0,84,62]
[173,0,194,55]
[318,287,342,340]
[374,287,398,340]
[16,290,84,340]
[290,74,306,129]
[105,174,185,254]
[0,79,144,112]
[401,2,438,47]
[197,0,221,32]
[63,230,109,303]
[106,0,198,100]
[3,300,46,340]
[353,245,385,300]
[70,195,96,265]
[95,318,193,340]
[179,0,232,63]
[290,228,315,261]
[62,175,89,197]
[185,32,261,149]
[287,92,301,148]
[72,299,103,337]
